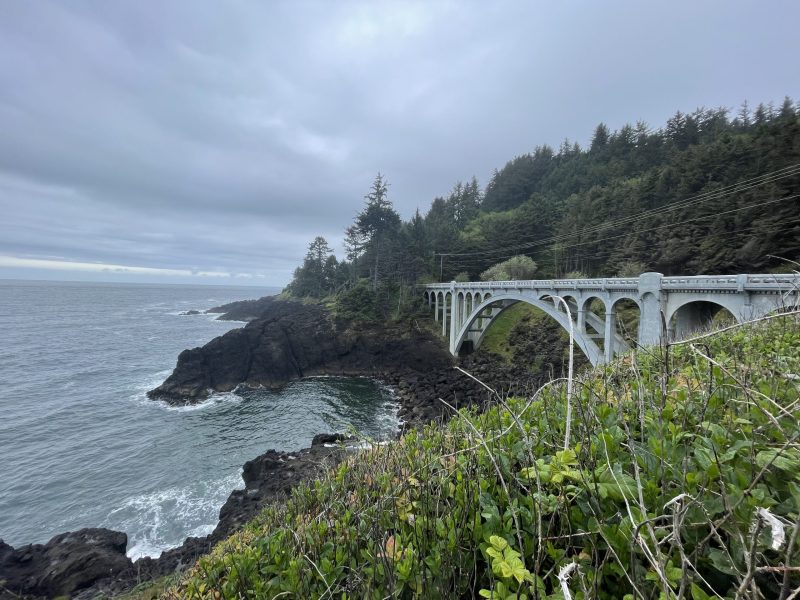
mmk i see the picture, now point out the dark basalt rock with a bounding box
[0,528,132,598]
[311,432,352,446]
[148,299,453,404]
[206,296,279,321]
[179,309,203,316]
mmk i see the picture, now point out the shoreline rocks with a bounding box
[0,529,132,599]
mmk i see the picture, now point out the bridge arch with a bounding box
[666,297,739,339]
[453,292,604,366]
[611,297,641,347]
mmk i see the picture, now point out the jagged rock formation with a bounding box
[148,299,453,404]
[0,529,132,599]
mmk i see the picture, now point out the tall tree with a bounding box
[289,236,335,297]
[356,173,401,290]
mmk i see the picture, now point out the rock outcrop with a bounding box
[0,529,132,599]
[206,296,280,322]
[148,299,453,404]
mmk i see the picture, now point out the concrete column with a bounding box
[604,310,616,363]
[447,282,457,342]
[442,297,448,337]
[638,272,664,346]
[576,307,587,335]
[449,295,461,354]
[674,305,701,339]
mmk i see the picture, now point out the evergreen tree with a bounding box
[355,173,401,290]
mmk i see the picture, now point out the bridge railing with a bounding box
[662,274,800,292]
[422,278,639,290]
[423,274,800,293]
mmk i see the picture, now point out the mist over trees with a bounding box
[288,97,800,303]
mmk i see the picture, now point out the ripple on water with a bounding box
[0,282,397,559]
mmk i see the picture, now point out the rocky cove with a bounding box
[0,296,547,599]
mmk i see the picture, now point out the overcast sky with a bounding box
[1,1,798,286]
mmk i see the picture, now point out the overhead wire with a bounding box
[437,193,800,272]
[434,163,800,259]
[443,216,800,272]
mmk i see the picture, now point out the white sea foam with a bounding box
[166,309,207,316]
[107,472,242,560]
[161,391,243,412]
[128,370,174,404]
[128,371,243,412]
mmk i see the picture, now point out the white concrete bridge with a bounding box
[423,273,800,365]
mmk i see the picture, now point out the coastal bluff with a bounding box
[148,296,454,404]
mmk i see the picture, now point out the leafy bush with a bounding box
[168,317,800,599]
[481,255,538,281]
[333,280,383,322]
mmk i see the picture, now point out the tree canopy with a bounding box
[286,96,800,309]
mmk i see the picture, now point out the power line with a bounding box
[434,164,800,259]
[438,194,800,271]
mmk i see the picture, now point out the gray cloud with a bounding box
[1,1,798,285]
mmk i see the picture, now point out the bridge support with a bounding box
[604,310,616,363]
[638,272,664,347]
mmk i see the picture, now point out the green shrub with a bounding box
[333,280,382,322]
[167,317,800,599]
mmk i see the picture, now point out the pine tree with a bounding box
[356,173,401,290]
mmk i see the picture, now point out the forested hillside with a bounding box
[288,97,800,301]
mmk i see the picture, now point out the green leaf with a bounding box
[690,583,712,600]
[489,535,508,551]
[707,548,738,576]
[756,448,800,472]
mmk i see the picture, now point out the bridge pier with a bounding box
[638,272,664,347]
[576,307,587,337]
[603,310,616,363]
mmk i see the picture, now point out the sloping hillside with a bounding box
[165,314,800,599]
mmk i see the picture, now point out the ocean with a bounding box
[0,280,400,559]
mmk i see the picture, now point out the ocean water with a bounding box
[0,280,400,559]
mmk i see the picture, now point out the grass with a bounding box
[164,315,800,599]
[479,303,539,360]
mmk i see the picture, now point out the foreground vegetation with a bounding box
[167,315,800,599]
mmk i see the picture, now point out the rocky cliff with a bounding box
[148,298,454,403]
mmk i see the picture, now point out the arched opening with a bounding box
[469,299,593,374]
[456,292,465,330]
[669,300,735,340]
[612,298,640,349]
[562,295,580,319]
[581,297,609,355]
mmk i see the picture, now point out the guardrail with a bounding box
[422,274,800,293]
